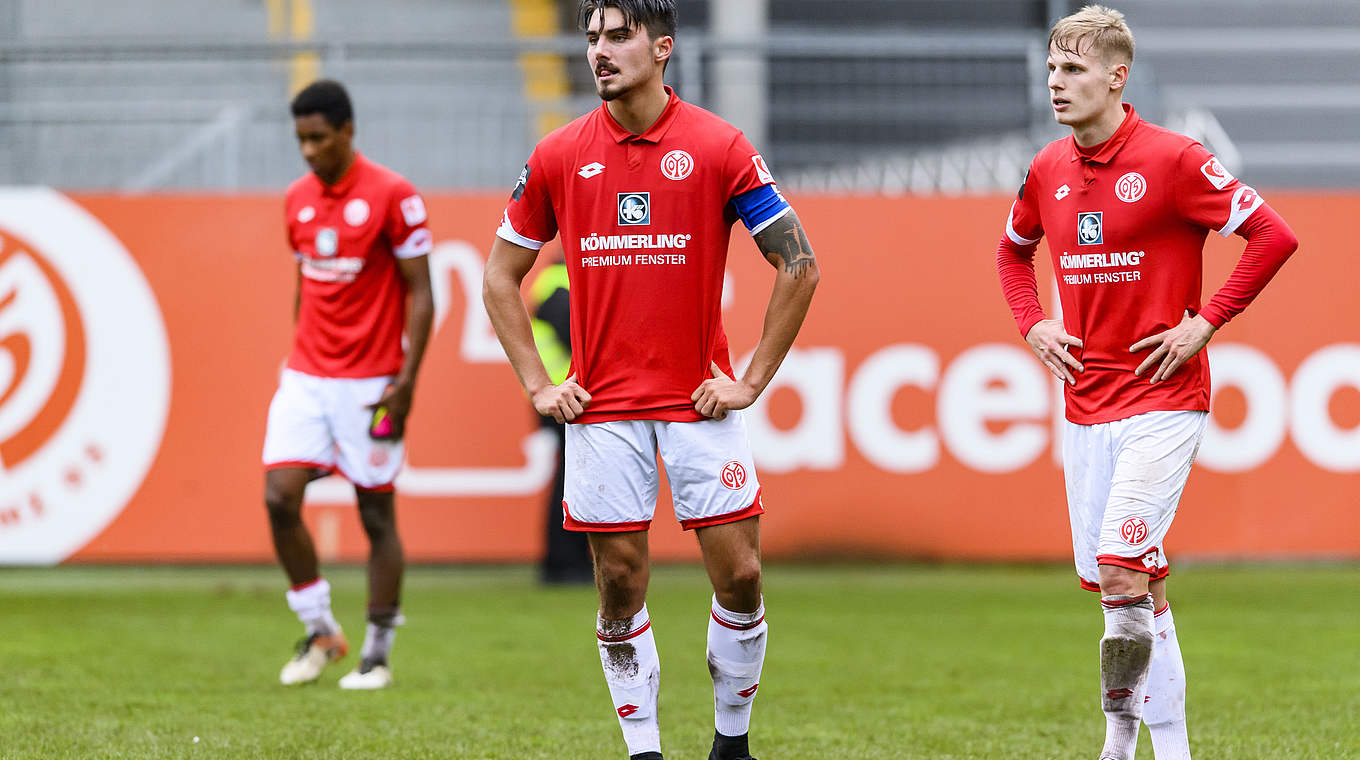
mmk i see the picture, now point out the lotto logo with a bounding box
[737,683,760,698]
[1077,212,1102,245]
[1106,688,1135,701]
[617,193,650,226]
[1120,517,1148,545]
[720,460,747,490]
[616,704,640,719]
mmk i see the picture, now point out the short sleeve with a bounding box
[1175,143,1264,238]
[385,177,433,259]
[497,150,557,251]
[1005,163,1044,245]
[722,131,777,204]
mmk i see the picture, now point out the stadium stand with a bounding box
[0,0,1355,190]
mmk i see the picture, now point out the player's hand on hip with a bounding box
[533,374,592,424]
[691,362,757,421]
[1131,311,1217,384]
[1025,319,1084,385]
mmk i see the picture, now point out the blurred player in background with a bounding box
[529,255,595,585]
[483,2,818,758]
[995,7,1297,759]
[262,79,434,690]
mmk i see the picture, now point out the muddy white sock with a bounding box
[1099,593,1154,760]
[597,605,661,757]
[1144,603,1191,760]
[707,595,767,738]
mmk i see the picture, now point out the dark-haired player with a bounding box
[995,7,1297,759]
[484,2,818,758]
[264,79,434,690]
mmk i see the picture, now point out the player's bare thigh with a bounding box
[588,530,650,619]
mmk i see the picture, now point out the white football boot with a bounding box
[338,658,393,690]
[279,629,349,685]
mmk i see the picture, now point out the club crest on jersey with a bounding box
[660,150,693,181]
[617,192,650,226]
[1115,172,1146,203]
[343,198,370,226]
[315,227,338,257]
[1077,212,1102,245]
[511,164,530,200]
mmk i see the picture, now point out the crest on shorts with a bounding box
[1120,517,1148,545]
[720,460,747,490]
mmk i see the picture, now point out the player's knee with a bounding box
[593,555,646,609]
[714,556,762,609]
[263,486,303,527]
[356,494,396,540]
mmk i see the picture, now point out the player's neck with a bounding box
[1071,102,1127,148]
[605,80,669,135]
[316,150,357,186]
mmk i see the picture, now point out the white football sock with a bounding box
[707,595,767,738]
[1099,594,1155,760]
[285,577,340,636]
[360,608,404,664]
[1144,603,1191,760]
[597,605,662,757]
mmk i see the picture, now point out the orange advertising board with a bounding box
[0,190,1355,565]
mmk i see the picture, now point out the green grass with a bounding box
[1,564,1357,759]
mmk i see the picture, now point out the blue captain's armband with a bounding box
[730,184,791,235]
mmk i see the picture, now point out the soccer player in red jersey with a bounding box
[483,2,818,758]
[995,7,1298,760]
[263,80,434,690]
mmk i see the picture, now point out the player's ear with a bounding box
[653,34,673,66]
[1109,61,1129,93]
[340,120,355,141]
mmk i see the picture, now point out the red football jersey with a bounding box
[285,152,432,378]
[1003,105,1266,424]
[498,87,777,423]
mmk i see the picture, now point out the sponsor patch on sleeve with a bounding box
[752,154,775,185]
[1200,156,1235,190]
[511,164,530,200]
[400,194,427,226]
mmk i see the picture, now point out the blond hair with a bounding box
[1050,5,1135,66]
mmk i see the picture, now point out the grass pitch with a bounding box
[1,563,1356,759]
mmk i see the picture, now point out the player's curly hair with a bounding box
[290,79,354,130]
[1050,4,1135,66]
[577,0,677,41]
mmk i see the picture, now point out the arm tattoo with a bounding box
[754,211,817,279]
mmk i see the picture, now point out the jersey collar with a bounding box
[600,85,682,144]
[320,151,366,196]
[1069,104,1140,165]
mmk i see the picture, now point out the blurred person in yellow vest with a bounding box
[530,256,593,584]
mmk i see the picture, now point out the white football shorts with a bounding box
[563,411,763,532]
[262,369,403,491]
[1063,409,1208,591]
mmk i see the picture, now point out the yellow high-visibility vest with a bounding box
[529,263,571,385]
